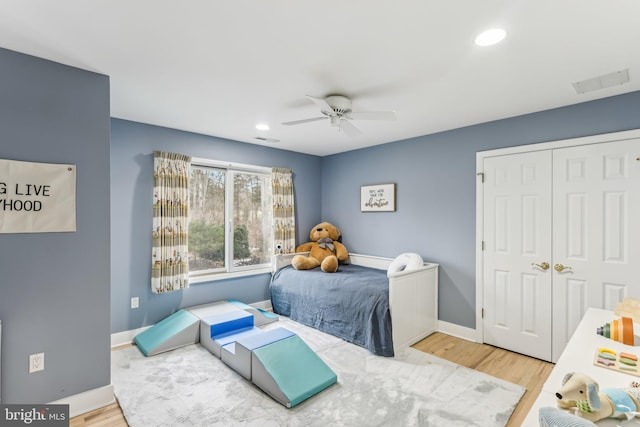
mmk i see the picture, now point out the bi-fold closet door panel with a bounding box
[482,138,640,362]
[551,139,640,361]
[482,150,553,361]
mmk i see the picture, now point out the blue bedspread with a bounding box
[270,264,394,357]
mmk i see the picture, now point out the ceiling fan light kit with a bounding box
[320,95,352,115]
[282,94,397,136]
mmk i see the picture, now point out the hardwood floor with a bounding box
[412,333,554,426]
[72,333,552,426]
[70,402,127,427]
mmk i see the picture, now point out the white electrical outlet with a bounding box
[131,297,139,309]
[29,352,44,373]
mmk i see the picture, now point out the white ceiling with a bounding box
[1,1,639,156]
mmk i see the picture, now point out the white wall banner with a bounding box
[0,159,76,233]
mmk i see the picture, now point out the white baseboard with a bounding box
[111,325,150,349]
[50,384,115,418]
[437,320,479,342]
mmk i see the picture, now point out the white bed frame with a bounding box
[273,253,439,355]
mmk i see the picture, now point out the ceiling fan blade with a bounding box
[348,110,397,121]
[282,116,327,126]
[338,119,362,137]
[305,95,336,115]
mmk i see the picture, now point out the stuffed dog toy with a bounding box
[556,372,640,422]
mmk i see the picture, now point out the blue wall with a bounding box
[112,91,640,334]
[322,91,640,329]
[3,46,639,409]
[110,119,322,333]
[0,48,111,403]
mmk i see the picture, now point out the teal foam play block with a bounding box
[251,335,337,408]
[134,309,199,356]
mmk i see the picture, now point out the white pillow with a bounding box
[387,253,424,277]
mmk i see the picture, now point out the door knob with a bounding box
[554,263,572,272]
[531,262,550,271]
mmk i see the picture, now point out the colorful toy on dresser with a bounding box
[594,347,640,376]
[554,372,640,423]
[594,314,640,377]
[596,316,634,345]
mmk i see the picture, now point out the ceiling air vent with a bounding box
[255,136,280,143]
[572,69,630,94]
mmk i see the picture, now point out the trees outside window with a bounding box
[188,162,272,277]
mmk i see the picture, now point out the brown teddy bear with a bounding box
[292,222,348,273]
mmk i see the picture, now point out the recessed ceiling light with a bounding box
[474,28,506,47]
[256,123,270,131]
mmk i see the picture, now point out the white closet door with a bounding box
[482,150,553,361]
[551,139,640,361]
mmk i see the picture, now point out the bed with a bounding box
[270,253,438,357]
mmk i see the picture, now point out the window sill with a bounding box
[189,266,272,284]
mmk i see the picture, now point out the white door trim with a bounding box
[475,128,640,344]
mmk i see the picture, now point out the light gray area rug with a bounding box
[112,318,525,426]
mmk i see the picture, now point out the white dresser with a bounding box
[522,308,640,426]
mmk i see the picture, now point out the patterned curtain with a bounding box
[272,168,296,254]
[152,151,191,293]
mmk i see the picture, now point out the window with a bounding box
[188,158,272,281]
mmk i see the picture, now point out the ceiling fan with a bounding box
[282,94,397,137]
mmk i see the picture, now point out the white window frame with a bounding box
[189,157,273,284]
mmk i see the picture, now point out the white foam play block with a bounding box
[188,300,279,326]
[212,327,263,359]
[134,309,199,357]
[199,310,255,357]
[221,327,295,379]
[227,300,279,326]
[186,300,240,320]
[251,335,337,408]
[199,319,218,356]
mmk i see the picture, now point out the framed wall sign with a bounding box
[0,158,76,233]
[360,183,396,212]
